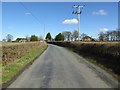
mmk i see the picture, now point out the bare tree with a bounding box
[99,32,105,41]
[72,30,79,41]
[2,39,6,42]
[98,29,120,41]
[80,33,87,40]
[6,34,13,42]
[62,31,72,41]
[117,29,120,41]
[26,35,30,42]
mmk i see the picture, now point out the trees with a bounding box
[98,29,120,41]
[55,33,64,41]
[16,38,22,42]
[67,32,71,41]
[39,35,44,41]
[62,30,80,41]
[45,32,52,41]
[99,32,105,41]
[6,34,13,42]
[72,30,79,41]
[62,31,71,41]
[26,35,30,42]
[30,35,39,41]
[117,28,120,41]
[80,33,87,39]
[2,39,6,42]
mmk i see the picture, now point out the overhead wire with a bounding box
[17,0,47,39]
[18,1,44,26]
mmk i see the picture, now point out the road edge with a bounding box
[56,44,119,88]
[2,44,48,90]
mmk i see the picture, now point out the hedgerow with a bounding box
[2,42,44,65]
[48,41,120,75]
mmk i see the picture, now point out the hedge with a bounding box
[2,42,44,65]
[48,41,120,75]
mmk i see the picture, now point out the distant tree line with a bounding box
[62,30,79,41]
[45,29,120,42]
[99,29,120,41]
[45,30,93,42]
[16,35,39,42]
[2,34,43,42]
[45,32,64,41]
[3,28,120,42]
[2,34,13,42]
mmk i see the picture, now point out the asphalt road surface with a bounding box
[8,44,117,88]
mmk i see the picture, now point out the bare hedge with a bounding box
[48,41,120,75]
[2,42,44,65]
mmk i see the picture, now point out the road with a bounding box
[8,44,117,88]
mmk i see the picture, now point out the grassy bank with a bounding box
[2,43,47,86]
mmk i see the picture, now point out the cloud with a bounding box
[99,28,109,33]
[62,19,78,25]
[25,12,31,15]
[92,9,107,15]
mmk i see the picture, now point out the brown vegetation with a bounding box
[2,42,44,65]
[48,41,120,76]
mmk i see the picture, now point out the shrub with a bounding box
[30,35,39,41]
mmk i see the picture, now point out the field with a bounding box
[1,41,47,86]
[2,42,37,46]
[48,41,120,80]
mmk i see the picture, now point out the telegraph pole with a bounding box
[44,24,45,40]
[72,5,85,41]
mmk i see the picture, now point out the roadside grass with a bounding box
[2,44,47,85]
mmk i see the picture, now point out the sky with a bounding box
[2,2,118,40]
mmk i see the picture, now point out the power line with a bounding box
[18,1,44,26]
[72,5,85,41]
[17,0,47,39]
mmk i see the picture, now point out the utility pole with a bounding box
[44,24,45,40]
[72,5,85,41]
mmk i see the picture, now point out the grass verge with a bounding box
[2,44,47,87]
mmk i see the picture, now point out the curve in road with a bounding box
[8,44,117,88]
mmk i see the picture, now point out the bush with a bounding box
[30,35,39,41]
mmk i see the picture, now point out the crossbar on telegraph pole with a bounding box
[72,5,85,41]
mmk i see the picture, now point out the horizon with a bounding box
[2,2,118,41]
